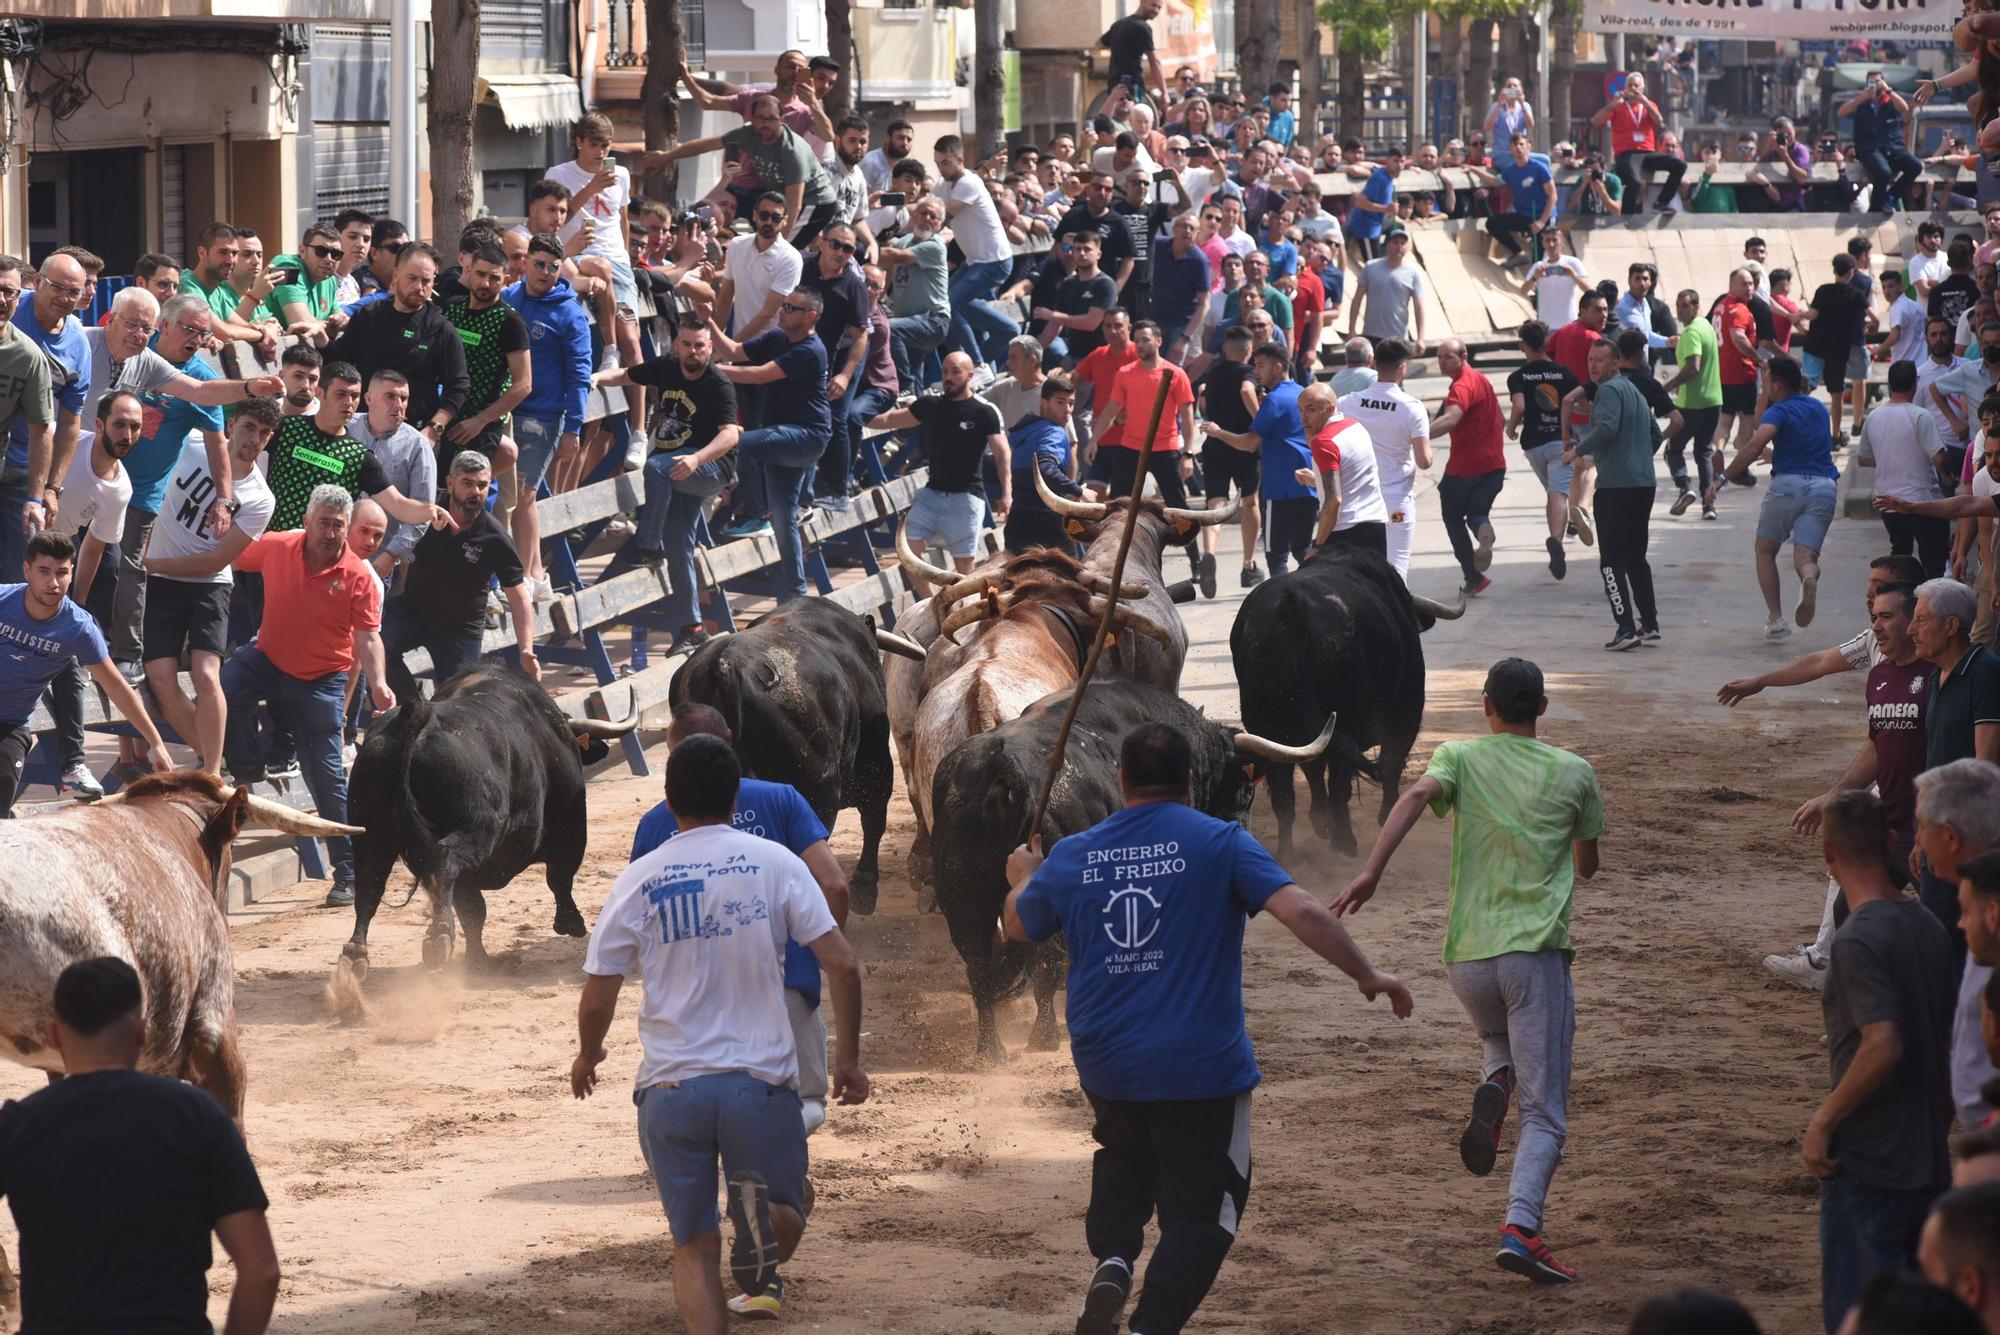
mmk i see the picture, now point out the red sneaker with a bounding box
[1496,1224,1577,1284]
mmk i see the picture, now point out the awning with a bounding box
[478,74,583,131]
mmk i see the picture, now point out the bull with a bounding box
[0,769,362,1120]
[929,680,1337,1063]
[669,598,897,912]
[1229,544,1465,857]
[338,666,638,986]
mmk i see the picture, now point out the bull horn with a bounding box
[1085,573,1148,600]
[1411,588,1468,622]
[875,627,928,661]
[572,683,642,736]
[938,601,994,643]
[1233,711,1341,764]
[1162,496,1240,527]
[1091,602,1175,647]
[238,791,367,837]
[896,518,960,587]
[1032,463,1109,520]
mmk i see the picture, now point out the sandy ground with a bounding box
[0,442,1879,1333]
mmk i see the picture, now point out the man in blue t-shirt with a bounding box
[1706,354,1842,639]
[626,702,852,1322]
[1003,720,1411,1335]
[1200,344,1315,577]
[0,530,170,814]
[1004,374,1084,554]
[10,257,92,580]
[1346,146,1404,263]
[1470,132,1557,270]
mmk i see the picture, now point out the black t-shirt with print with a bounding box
[1056,271,1120,360]
[445,298,530,465]
[911,393,1004,492]
[626,358,740,455]
[1506,358,1582,449]
[397,509,527,638]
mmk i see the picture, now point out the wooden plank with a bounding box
[1400,233,1477,337]
[1313,161,1974,200]
[534,471,644,537]
[825,569,914,618]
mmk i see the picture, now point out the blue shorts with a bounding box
[636,1072,808,1244]
[1524,440,1573,496]
[904,486,985,559]
[608,254,640,319]
[1798,349,1849,395]
[1756,472,1838,551]
[513,415,566,492]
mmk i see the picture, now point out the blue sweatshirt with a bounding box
[501,278,593,435]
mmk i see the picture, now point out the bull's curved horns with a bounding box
[572,683,642,736]
[875,627,928,661]
[1410,588,1468,622]
[1085,573,1148,600]
[238,792,367,837]
[1089,601,1176,647]
[896,518,960,587]
[1161,496,1239,527]
[1233,711,1341,765]
[937,601,994,642]
[1032,463,1109,520]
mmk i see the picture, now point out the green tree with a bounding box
[1318,0,1404,142]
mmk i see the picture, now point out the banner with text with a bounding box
[1581,0,1956,42]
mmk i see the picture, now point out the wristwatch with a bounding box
[44,484,61,498]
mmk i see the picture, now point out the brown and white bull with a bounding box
[0,770,360,1122]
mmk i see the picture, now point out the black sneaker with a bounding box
[1459,1071,1511,1177]
[669,626,713,655]
[1545,536,1566,580]
[726,1171,781,1296]
[1241,564,1265,588]
[1669,489,1696,517]
[1075,1257,1133,1335]
[1198,552,1218,600]
[324,878,356,908]
[1701,505,1718,521]
[1604,628,1641,652]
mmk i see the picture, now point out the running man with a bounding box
[1337,337,1432,578]
[1661,287,1722,519]
[1506,319,1583,580]
[1194,325,1264,591]
[1335,657,1604,1284]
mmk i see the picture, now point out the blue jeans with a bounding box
[1819,1176,1940,1332]
[635,1073,807,1245]
[847,384,897,485]
[220,645,352,880]
[738,424,826,600]
[819,372,862,497]
[513,415,565,492]
[633,451,725,629]
[947,259,1019,368]
[1856,145,1923,211]
[890,310,949,391]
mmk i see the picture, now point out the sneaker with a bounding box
[1764,948,1828,990]
[603,517,637,542]
[1465,574,1493,596]
[727,1279,784,1321]
[1545,536,1566,580]
[1501,252,1532,271]
[1199,552,1218,600]
[1570,505,1594,547]
[1764,617,1792,640]
[1496,1225,1578,1284]
[342,742,358,769]
[1795,569,1819,629]
[103,760,148,792]
[1670,488,1696,516]
[727,1171,781,1296]
[1075,1257,1133,1335]
[530,574,558,605]
[720,517,774,541]
[112,658,144,684]
[1728,471,1756,487]
[623,434,648,472]
[1701,505,1718,521]
[58,762,102,799]
[1241,564,1264,588]
[1459,1070,1511,1177]
[224,763,266,788]
[1473,520,1496,572]
[265,760,303,786]
[324,878,356,908]
[1604,628,1641,652]
[1640,627,1661,643]
[1565,521,1577,539]
[820,493,852,514]
[669,625,713,656]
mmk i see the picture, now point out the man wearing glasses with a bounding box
[263,225,346,345]
[799,222,870,511]
[13,253,93,583]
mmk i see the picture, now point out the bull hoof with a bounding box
[1328,832,1359,857]
[327,953,369,1023]
[339,941,371,969]
[850,874,879,917]
[421,932,454,969]
[972,1037,1011,1069]
[1026,1021,1061,1053]
[915,882,937,915]
[552,906,587,938]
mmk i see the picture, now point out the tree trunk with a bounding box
[1550,1,1576,150]
[1499,15,1532,108]
[826,0,854,121]
[1337,39,1365,143]
[1438,15,1463,143]
[1297,0,1322,148]
[1238,0,1282,107]
[975,0,1004,155]
[1464,16,1494,138]
[641,0,685,201]
[427,0,480,245]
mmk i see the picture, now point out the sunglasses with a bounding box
[825,237,855,252]
[307,244,342,260]
[780,301,815,314]
[755,211,786,224]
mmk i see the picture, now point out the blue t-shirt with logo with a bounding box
[0,584,108,729]
[1498,157,1554,222]
[631,778,832,1005]
[1761,393,1841,480]
[9,294,89,474]
[130,348,224,514]
[1014,800,1292,1101]
[1249,379,1313,502]
[1348,168,1396,241]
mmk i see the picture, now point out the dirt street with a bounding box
[1,449,1872,1333]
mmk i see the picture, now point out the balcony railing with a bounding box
[603,0,702,70]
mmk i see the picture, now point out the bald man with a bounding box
[868,350,1009,591]
[1297,380,1389,559]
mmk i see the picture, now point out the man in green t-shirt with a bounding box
[262,362,449,534]
[265,224,345,342]
[1335,658,1603,1286]
[1662,286,1724,517]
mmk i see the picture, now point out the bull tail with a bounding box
[1328,732,1384,786]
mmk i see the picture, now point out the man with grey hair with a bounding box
[221,483,393,906]
[981,335,1061,437]
[1917,759,2000,1128]
[1329,336,1377,397]
[379,450,533,705]
[1910,578,2000,968]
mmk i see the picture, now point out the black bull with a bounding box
[929,680,1335,1064]
[1229,544,1465,857]
[340,667,639,974]
[669,599,907,913]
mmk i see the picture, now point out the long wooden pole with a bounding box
[1025,367,1176,840]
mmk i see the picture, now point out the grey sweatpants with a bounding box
[1447,949,1574,1232]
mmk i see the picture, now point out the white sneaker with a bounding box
[1764,617,1792,639]
[623,435,648,472]
[1763,949,1827,990]
[530,574,558,605]
[59,762,102,798]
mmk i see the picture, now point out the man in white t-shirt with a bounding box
[1860,360,1951,578]
[545,112,644,426]
[932,134,1019,370]
[1911,220,1949,303]
[718,197,804,340]
[572,735,868,1334]
[1877,270,1927,365]
[1296,382,1389,558]
[139,399,279,774]
[1519,229,1588,331]
[1338,337,1433,577]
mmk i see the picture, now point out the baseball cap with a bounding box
[1483,658,1545,715]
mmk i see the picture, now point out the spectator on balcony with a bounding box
[676,49,836,166]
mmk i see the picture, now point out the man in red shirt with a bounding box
[1547,292,1607,542]
[1289,244,1327,384]
[1589,70,1682,216]
[1090,318,1203,581]
[1715,267,1765,455]
[1431,339,1508,595]
[220,484,397,905]
[1075,307,1137,485]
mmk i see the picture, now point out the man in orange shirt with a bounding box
[1089,319,1202,579]
[1075,307,1137,487]
[221,484,397,905]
